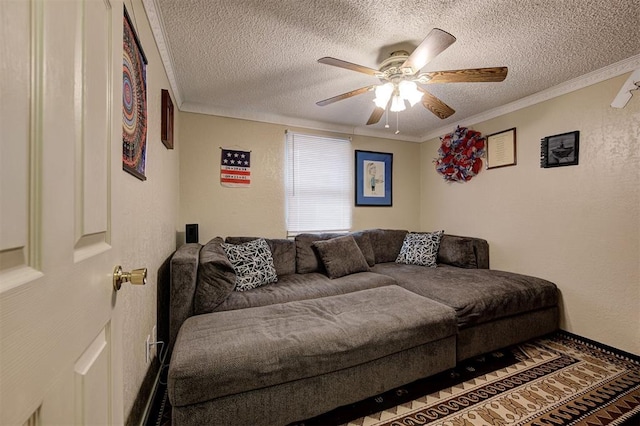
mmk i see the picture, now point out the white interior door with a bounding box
[1,0,124,424]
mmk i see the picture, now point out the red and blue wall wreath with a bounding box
[434,126,486,183]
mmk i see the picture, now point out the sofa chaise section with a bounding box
[368,230,558,360]
[372,262,559,360]
[168,286,457,426]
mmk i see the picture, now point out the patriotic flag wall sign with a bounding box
[220,149,251,187]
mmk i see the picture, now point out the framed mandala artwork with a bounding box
[122,5,148,180]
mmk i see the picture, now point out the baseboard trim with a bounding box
[126,356,162,426]
[557,329,640,362]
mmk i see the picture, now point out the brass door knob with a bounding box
[113,265,147,291]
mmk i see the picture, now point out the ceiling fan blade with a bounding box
[316,85,374,107]
[366,107,385,125]
[401,28,456,74]
[417,87,455,119]
[318,57,381,76]
[366,97,392,125]
[422,67,508,84]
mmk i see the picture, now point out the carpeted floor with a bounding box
[148,331,640,426]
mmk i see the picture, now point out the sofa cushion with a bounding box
[225,237,296,276]
[368,229,408,263]
[313,235,370,278]
[396,231,444,267]
[168,286,457,407]
[295,232,375,273]
[213,271,397,312]
[437,235,478,268]
[351,231,376,266]
[371,263,558,328]
[194,238,236,315]
[295,233,340,273]
[222,238,278,291]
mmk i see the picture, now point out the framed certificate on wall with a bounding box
[486,128,517,169]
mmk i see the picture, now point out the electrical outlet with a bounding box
[151,325,157,359]
[145,334,151,363]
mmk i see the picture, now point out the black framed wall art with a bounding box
[540,131,579,168]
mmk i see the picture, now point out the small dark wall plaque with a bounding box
[161,89,174,149]
[540,131,579,168]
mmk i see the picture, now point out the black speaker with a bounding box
[185,224,199,243]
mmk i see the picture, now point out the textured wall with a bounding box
[178,112,421,243]
[117,0,180,420]
[420,74,639,354]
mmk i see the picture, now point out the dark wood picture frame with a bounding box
[355,150,393,206]
[161,89,174,149]
[540,130,580,168]
[486,127,517,169]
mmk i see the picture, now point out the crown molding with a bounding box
[142,0,183,107]
[180,102,423,142]
[420,54,640,142]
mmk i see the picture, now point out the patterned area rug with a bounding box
[150,332,640,426]
[297,333,640,426]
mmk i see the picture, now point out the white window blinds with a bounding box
[285,131,352,235]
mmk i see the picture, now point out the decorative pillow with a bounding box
[295,233,342,273]
[225,237,296,276]
[312,235,370,279]
[222,238,278,291]
[396,231,444,267]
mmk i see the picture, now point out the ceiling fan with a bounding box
[316,28,508,126]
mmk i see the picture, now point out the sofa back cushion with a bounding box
[194,237,236,315]
[437,234,489,269]
[225,237,296,276]
[350,231,376,267]
[368,229,408,263]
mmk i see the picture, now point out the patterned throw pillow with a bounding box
[395,231,444,267]
[222,238,278,291]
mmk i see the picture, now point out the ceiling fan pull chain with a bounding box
[395,111,400,135]
[385,106,390,128]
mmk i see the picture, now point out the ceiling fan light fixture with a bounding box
[390,94,406,112]
[373,82,393,108]
[399,80,423,106]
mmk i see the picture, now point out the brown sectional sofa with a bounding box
[166,229,559,425]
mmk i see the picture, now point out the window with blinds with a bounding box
[285,131,352,236]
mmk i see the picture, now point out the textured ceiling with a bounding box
[145,0,640,141]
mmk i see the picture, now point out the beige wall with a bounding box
[420,74,640,354]
[118,0,180,420]
[178,112,421,243]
